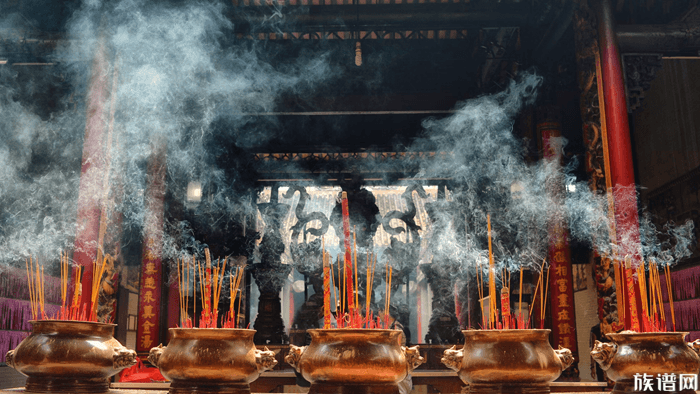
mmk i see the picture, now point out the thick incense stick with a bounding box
[518,267,524,326]
[323,239,331,329]
[366,253,371,323]
[477,261,485,328]
[178,258,184,326]
[353,230,359,314]
[205,250,212,322]
[40,264,45,319]
[340,255,345,316]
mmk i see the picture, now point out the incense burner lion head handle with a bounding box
[255,346,278,372]
[591,340,617,370]
[148,344,166,367]
[688,339,700,356]
[5,350,15,369]
[285,345,306,373]
[113,345,138,370]
[441,345,463,372]
[403,345,425,371]
[554,346,574,371]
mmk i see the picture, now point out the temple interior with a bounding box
[1,0,700,392]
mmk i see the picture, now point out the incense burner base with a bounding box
[610,381,696,394]
[467,382,550,394]
[24,377,110,394]
[308,383,400,394]
[169,380,251,394]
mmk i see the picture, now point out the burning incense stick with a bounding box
[612,256,625,325]
[487,214,496,329]
[340,192,355,316]
[541,262,550,328]
[529,269,541,326]
[664,264,675,331]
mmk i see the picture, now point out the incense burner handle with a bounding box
[5,350,15,369]
[590,340,617,371]
[554,346,574,371]
[148,344,166,368]
[284,345,306,373]
[403,345,425,372]
[113,344,138,370]
[441,345,463,372]
[255,346,278,372]
[688,339,700,356]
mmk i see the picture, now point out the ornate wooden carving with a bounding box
[622,54,663,113]
[574,0,606,194]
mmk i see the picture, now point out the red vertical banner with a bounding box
[540,120,579,373]
[547,227,578,354]
[136,137,167,352]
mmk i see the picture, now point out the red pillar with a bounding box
[596,0,642,331]
[72,36,110,317]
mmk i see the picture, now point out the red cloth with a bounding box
[118,357,167,382]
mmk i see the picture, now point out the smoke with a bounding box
[408,72,694,275]
[0,0,335,268]
[0,0,694,292]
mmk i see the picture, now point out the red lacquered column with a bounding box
[596,0,642,331]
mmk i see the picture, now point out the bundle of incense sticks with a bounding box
[527,259,550,330]
[89,252,113,322]
[26,257,46,321]
[178,250,246,329]
[26,252,105,322]
[636,259,674,332]
[321,244,391,328]
[223,266,245,328]
[340,192,355,317]
[176,256,193,328]
[194,249,228,328]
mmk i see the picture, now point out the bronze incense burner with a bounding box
[285,329,424,394]
[441,329,573,394]
[148,328,277,394]
[591,331,700,394]
[5,319,137,394]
